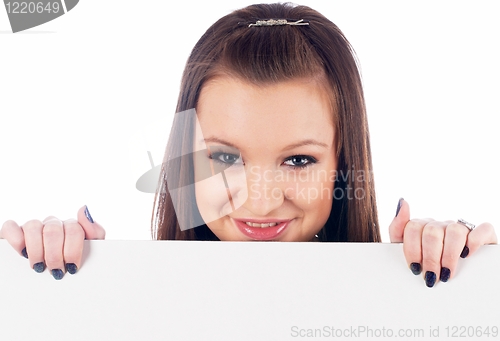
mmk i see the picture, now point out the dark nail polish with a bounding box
[410,262,422,275]
[395,198,404,217]
[66,263,78,275]
[440,267,451,282]
[460,245,469,258]
[51,269,64,280]
[425,271,436,288]
[22,248,28,259]
[33,262,45,273]
[85,205,94,223]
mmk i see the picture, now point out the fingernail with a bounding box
[66,263,78,275]
[85,205,94,223]
[51,269,64,280]
[460,245,469,258]
[410,262,422,275]
[440,267,451,282]
[395,198,404,217]
[33,262,46,273]
[425,271,436,288]
[22,248,28,259]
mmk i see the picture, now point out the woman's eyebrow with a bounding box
[200,137,238,148]
[201,137,328,151]
[281,139,329,151]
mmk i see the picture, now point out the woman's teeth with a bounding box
[245,222,279,228]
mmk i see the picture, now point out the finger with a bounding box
[421,220,446,288]
[465,222,498,257]
[22,219,46,271]
[1,220,26,257]
[402,218,431,276]
[440,222,469,282]
[42,217,65,280]
[388,198,410,243]
[62,219,85,274]
[77,205,105,240]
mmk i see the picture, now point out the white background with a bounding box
[0,1,499,241]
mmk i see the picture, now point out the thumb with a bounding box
[77,205,106,240]
[388,198,410,243]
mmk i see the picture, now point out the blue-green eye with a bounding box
[283,155,317,168]
[210,152,241,165]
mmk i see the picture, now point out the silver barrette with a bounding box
[457,218,476,231]
[248,19,309,27]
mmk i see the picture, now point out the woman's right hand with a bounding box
[0,205,105,280]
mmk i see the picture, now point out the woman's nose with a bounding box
[242,165,285,216]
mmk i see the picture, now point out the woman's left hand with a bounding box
[388,198,497,287]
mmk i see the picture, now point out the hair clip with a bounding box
[248,19,309,27]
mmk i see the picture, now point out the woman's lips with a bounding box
[233,219,291,240]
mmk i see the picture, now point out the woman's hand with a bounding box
[389,198,497,287]
[0,205,105,280]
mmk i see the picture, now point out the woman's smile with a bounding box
[232,218,293,241]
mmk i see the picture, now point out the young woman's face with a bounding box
[194,75,337,241]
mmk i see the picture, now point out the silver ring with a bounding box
[457,218,476,231]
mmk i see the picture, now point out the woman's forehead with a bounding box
[194,76,335,152]
[197,75,334,125]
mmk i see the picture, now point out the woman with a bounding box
[1,3,496,287]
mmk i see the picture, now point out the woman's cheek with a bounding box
[195,166,248,224]
[285,177,334,225]
[195,175,232,225]
[284,179,330,206]
[222,166,248,213]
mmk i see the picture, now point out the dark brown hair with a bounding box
[152,3,381,242]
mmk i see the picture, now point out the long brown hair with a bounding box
[152,3,381,242]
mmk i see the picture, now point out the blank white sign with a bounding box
[1,240,498,340]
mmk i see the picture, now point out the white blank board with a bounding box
[1,240,499,340]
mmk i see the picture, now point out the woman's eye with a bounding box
[283,155,317,168]
[211,153,241,165]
